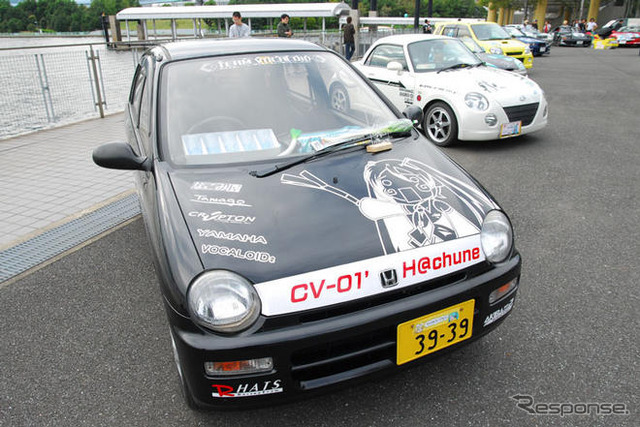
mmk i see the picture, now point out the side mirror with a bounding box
[402,105,423,125]
[387,61,404,74]
[93,142,151,171]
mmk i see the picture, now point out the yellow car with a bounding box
[435,21,534,69]
[592,35,619,49]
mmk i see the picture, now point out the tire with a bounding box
[422,102,458,147]
[329,83,350,113]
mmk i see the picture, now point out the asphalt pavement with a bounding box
[1,46,639,427]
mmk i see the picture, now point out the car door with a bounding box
[359,44,417,110]
[126,56,162,246]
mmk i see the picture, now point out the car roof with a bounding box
[155,38,326,61]
[438,21,495,27]
[370,34,449,46]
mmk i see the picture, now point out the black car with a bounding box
[552,26,592,46]
[93,39,521,410]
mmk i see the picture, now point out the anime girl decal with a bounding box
[281,157,495,253]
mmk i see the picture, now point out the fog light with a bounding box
[489,278,518,304]
[484,114,498,126]
[204,357,273,376]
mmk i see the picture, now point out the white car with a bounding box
[352,34,548,146]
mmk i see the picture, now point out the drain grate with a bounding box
[0,193,141,283]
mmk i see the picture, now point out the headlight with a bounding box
[489,47,502,54]
[188,271,261,333]
[481,210,513,264]
[524,46,531,55]
[464,92,489,111]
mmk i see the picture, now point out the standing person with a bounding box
[343,16,356,61]
[422,19,432,34]
[228,11,250,38]
[586,18,598,33]
[543,20,551,33]
[277,14,293,38]
[532,19,539,30]
[579,19,586,32]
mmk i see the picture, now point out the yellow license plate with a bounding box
[500,121,522,138]
[397,300,475,365]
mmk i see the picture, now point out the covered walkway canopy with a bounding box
[116,3,352,20]
[116,3,352,41]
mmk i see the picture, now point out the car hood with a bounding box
[417,66,541,105]
[476,53,522,70]
[518,36,544,44]
[565,32,590,39]
[167,138,498,285]
[481,39,527,50]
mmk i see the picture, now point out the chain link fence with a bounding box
[0,28,416,140]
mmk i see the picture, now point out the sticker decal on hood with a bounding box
[281,157,494,254]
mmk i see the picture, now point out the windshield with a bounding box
[459,36,484,53]
[471,23,512,41]
[160,51,398,166]
[504,27,525,37]
[408,38,481,72]
[620,26,640,32]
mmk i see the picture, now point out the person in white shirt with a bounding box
[229,11,251,38]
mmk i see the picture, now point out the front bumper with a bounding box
[512,53,534,69]
[168,254,521,409]
[457,97,548,141]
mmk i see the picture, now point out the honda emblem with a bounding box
[380,269,398,288]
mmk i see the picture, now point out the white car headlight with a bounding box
[464,92,489,111]
[524,46,531,55]
[490,47,502,54]
[481,210,513,264]
[188,271,261,333]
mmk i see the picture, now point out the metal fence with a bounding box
[0,28,417,140]
[0,43,142,140]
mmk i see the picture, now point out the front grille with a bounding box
[505,51,524,56]
[503,102,539,126]
[291,326,396,389]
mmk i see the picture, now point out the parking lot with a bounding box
[1,46,638,426]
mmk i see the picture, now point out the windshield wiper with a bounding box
[437,63,476,73]
[250,129,412,178]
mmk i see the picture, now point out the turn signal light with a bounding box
[204,357,273,376]
[489,278,518,304]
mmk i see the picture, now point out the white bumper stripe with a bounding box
[255,234,484,316]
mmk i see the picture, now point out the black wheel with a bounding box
[329,83,350,113]
[171,332,202,410]
[422,102,458,147]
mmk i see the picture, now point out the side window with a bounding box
[139,74,151,137]
[365,44,408,70]
[457,26,471,37]
[443,26,458,37]
[130,67,145,126]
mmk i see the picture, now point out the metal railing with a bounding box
[0,42,144,139]
[0,28,418,140]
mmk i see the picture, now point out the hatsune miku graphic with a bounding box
[281,157,495,254]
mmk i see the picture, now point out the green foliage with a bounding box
[0,0,139,33]
[0,0,492,35]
